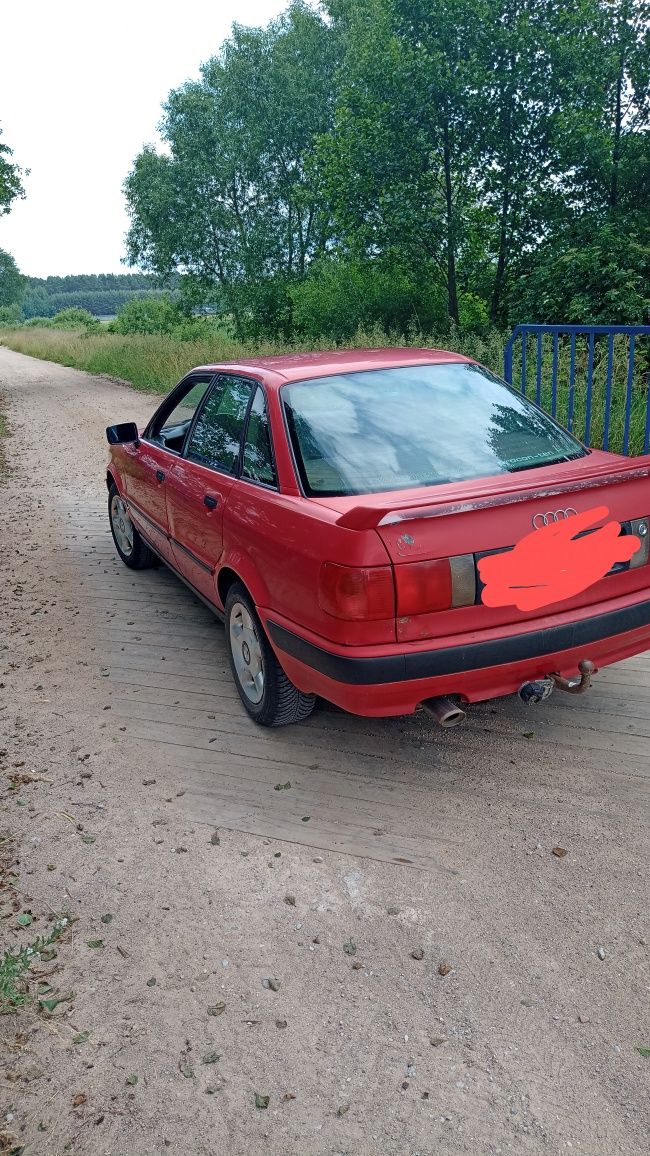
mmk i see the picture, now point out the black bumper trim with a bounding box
[266,598,650,686]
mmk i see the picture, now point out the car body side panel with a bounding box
[219,480,397,646]
[165,458,234,602]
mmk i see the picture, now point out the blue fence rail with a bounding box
[503,324,650,456]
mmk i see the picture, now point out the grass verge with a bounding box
[1,324,648,454]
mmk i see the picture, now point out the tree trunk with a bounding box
[442,121,459,326]
[609,49,625,211]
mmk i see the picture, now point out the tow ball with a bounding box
[518,659,596,705]
[549,658,596,695]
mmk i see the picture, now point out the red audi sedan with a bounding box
[106,349,650,727]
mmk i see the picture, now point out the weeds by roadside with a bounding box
[2,322,649,454]
[0,920,69,1015]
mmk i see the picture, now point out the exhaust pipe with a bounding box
[420,696,467,728]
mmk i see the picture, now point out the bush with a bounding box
[290,257,451,342]
[23,316,53,327]
[0,304,22,326]
[110,295,182,336]
[50,307,101,331]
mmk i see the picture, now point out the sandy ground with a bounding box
[0,344,648,1156]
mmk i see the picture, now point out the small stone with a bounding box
[521,997,534,1007]
[337,1102,350,1117]
[552,846,568,858]
[142,778,156,786]
[438,962,452,976]
[312,856,323,863]
[275,1019,288,1030]
[430,1036,447,1047]
[387,906,400,916]
[597,946,606,960]
[262,977,280,991]
[284,894,296,906]
[210,832,220,845]
[578,1014,590,1023]
[410,947,425,960]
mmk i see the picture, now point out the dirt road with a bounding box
[0,345,649,1156]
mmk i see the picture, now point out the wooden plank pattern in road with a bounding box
[57,503,650,869]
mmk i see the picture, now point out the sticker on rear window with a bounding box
[477,505,640,612]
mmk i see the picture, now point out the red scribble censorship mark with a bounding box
[478,505,640,612]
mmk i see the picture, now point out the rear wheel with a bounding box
[108,483,156,570]
[225,582,316,727]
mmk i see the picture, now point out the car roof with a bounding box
[190,346,474,388]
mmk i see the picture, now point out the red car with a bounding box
[106,348,650,727]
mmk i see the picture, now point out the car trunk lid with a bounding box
[318,451,650,642]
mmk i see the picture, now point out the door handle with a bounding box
[204,495,218,510]
[156,469,165,482]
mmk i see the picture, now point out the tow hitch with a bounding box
[549,658,596,695]
[518,658,596,705]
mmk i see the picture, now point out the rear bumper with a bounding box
[265,597,650,716]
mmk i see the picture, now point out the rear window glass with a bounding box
[282,363,587,496]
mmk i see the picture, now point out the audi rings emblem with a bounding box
[532,507,577,529]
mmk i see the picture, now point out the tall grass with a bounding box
[1,323,648,454]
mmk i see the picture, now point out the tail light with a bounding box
[629,517,649,569]
[319,562,395,620]
[395,554,476,615]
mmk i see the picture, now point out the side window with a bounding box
[185,374,254,474]
[149,376,214,453]
[241,386,276,487]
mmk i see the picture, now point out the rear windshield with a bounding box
[282,362,587,496]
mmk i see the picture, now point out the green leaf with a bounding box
[81,835,96,844]
[638,1047,650,1058]
[73,1031,90,1045]
[146,977,156,987]
[343,938,357,956]
[254,1093,270,1109]
[39,997,62,1013]
[125,1073,138,1086]
[87,939,104,949]
[202,1052,221,1064]
[16,913,33,927]
[100,913,113,924]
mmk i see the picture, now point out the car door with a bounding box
[122,374,214,561]
[165,374,256,601]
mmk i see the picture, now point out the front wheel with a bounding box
[225,583,316,727]
[108,483,156,570]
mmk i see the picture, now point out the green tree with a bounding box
[124,2,338,336]
[0,248,24,309]
[0,126,25,215]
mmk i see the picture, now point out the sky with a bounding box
[0,0,287,278]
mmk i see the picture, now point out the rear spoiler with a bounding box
[336,460,650,530]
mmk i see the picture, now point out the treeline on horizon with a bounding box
[119,0,649,341]
[21,273,174,319]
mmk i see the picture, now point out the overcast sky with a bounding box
[0,0,286,278]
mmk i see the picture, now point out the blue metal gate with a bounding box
[503,324,650,456]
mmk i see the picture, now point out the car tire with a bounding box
[225,582,316,727]
[108,482,156,570]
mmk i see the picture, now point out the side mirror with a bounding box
[106,421,140,446]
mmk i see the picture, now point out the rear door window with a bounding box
[185,374,254,474]
[241,386,276,487]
